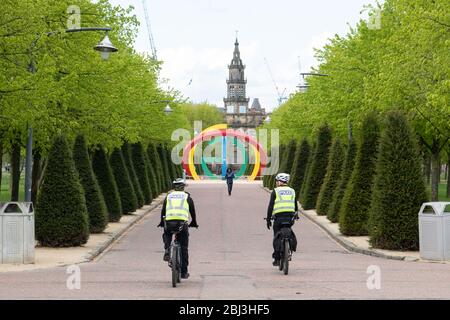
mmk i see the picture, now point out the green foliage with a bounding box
[92,145,122,222]
[369,111,428,250]
[339,113,380,236]
[301,125,333,209]
[328,138,357,223]
[316,138,345,217]
[35,135,89,247]
[122,142,144,207]
[132,142,153,204]
[145,150,159,198]
[147,143,163,194]
[110,148,138,214]
[289,139,311,199]
[157,143,172,191]
[72,135,108,233]
[280,140,297,175]
[180,102,224,130]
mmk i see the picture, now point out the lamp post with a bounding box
[25,27,118,202]
[149,100,173,115]
[297,72,329,91]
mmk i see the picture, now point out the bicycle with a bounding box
[266,212,299,275]
[166,221,186,287]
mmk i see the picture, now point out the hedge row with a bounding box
[35,136,176,247]
[267,111,426,250]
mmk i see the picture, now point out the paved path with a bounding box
[1,181,450,299]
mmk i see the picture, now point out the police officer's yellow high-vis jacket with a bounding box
[165,191,190,221]
[273,186,296,215]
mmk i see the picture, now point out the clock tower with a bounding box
[224,38,250,130]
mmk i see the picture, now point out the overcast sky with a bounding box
[108,0,378,112]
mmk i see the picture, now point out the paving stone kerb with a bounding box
[260,185,424,262]
[83,194,166,263]
[0,194,166,273]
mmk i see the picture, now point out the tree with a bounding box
[110,147,138,214]
[132,142,153,204]
[300,125,332,209]
[147,142,163,194]
[369,111,428,250]
[316,138,345,217]
[289,139,311,199]
[280,140,297,175]
[328,138,357,223]
[157,143,172,191]
[72,135,108,233]
[339,113,380,236]
[145,150,159,198]
[35,135,89,247]
[92,145,122,222]
[122,142,144,208]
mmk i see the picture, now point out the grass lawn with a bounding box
[0,171,25,202]
[437,183,450,202]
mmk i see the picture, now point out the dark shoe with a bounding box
[181,272,190,279]
[163,249,170,262]
[272,259,280,267]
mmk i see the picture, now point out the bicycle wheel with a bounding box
[177,247,181,283]
[278,240,284,271]
[171,245,178,287]
[283,239,290,275]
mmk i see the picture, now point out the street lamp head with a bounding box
[94,32,118,60]
[164,103,173,115]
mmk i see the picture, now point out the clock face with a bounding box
[231,69,239,79]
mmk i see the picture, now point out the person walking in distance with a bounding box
[225,167,235,196]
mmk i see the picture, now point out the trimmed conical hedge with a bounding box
[300,124,332,210]
[132,142,153,204]
[282,140,297,175]
[147,143,163,194]
[157,143,172,190]
[316,138,345,217]
[299,142,316,199]
[289,139,311,199]
[339,112,380,236]
[166,145,178,181]
[145,150,159,198]
[328,138,357,223]
[110,148,138,214]
[268,144,284,189]
[92,145,123,222]
[122,142,144,208]
[368,111,428,250]
[36,135,89,247]
[72,135,108,233]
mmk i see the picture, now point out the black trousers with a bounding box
[163,223,189,274]
[227,182,233,195]
[272,214,295,260]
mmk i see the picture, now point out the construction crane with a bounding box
[142,0,157,60]
[263,57,287,106]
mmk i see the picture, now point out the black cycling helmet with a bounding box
[172,178,186,190]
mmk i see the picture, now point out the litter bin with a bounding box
[0,202,35,264]
[419,202,450,261]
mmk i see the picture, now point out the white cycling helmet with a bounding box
[275,173,290,184]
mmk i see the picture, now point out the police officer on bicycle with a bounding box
[158,178,198,279]
[266,173,298,266]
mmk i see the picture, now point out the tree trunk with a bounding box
[31,149,42,204]
[430,148,440,201]
[10,139,21,201]
[447,148,450,198]
[424,152,431,185]
[0,140,3,197]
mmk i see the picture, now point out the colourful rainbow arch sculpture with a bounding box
[182,124,268,181]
